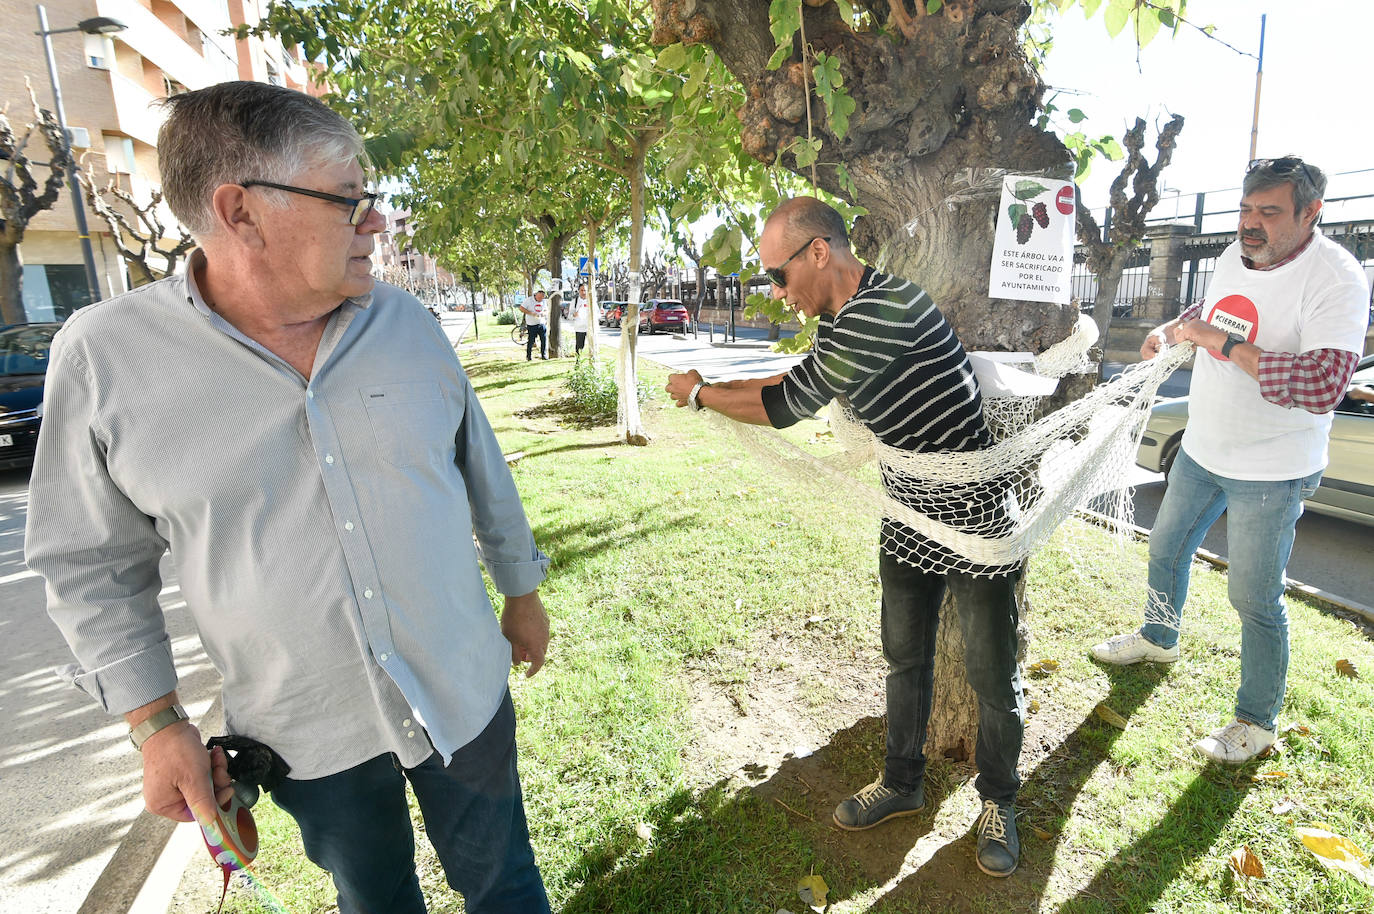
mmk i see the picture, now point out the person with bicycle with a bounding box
[520,290,549,360]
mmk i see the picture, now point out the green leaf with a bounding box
[1103,4,1130,38]
[835,0,855,27]
[827,90,856,140]
[1012,179,1050,200]
[792,137,821,169]
[767,43,792,71]
[1081,0,1103,17]
[1007,203,1028,226]
[1097,136,1125,159]
[769,0,802,47]
[1067,108,1086,123]
[926,0,943,13]
[1134,9,1162,47]
[656,43,688,72]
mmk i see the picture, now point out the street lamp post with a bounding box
[34,5,126,307]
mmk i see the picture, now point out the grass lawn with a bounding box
[180,324,1374,913]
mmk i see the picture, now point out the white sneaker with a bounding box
[1194,719,1276,764]
[1089,632,1179,665]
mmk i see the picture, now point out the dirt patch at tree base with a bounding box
[682,626,1100,912]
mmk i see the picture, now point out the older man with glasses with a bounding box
[1090,156,1370,765]
[665,196,1027,878]
[26,82,553,913]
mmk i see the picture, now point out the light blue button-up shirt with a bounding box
[26,255,548,778]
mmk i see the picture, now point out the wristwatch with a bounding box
[687,380,710,412]
[129,704,190,750]
[1220,332,1245,359]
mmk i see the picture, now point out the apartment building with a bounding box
[1,0,315,321]
[374,207,456,303]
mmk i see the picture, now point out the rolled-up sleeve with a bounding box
[24,334,175,713]
[453,372,549,596]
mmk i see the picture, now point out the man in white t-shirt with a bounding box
[1090,157,1370,764]
[519,290,548,360]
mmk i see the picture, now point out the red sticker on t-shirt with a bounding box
[1205,294,1257,361]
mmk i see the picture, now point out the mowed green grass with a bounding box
[205,331,1374,914]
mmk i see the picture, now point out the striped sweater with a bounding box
[761,267,1017,575]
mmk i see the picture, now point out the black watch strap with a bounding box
[1221,333,1244,358]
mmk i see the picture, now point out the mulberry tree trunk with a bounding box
[653,0,1079,760]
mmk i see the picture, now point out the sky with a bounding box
[1040,0,1374,228]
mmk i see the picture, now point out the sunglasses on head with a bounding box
[1246,156,1315,188]
[763,235,830,288]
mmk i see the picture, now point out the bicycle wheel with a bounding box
[512,324,527,345]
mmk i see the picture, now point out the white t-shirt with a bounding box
[572,294,590,332]
[524,297,546,326]
[1183,234,1369,480]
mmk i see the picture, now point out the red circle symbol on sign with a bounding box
[1206,294,1258,361]
[1056,185,1075,215]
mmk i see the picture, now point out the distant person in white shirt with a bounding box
[519,290,548,360]
[572,284,591,358]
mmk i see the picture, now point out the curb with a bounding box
[1077,508,1374,625]
[77,697,224,914]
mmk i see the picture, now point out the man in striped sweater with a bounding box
[666,197,1024,878]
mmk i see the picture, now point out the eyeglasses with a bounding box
[240,180,379,226]
[763,235,830,288]
[1246,156,1315,188]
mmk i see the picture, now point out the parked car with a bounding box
[1135,354,1374,526]
[0,323,62,470]
[641,298,689,334]
[601,301,627,327]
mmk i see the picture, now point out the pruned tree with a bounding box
[0,86,75,324]
[1076,113,1186,374]
[79,170,196,287]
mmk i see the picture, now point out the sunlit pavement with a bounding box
[0,471,220,914]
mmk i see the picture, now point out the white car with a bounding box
[1135,354,1374,526]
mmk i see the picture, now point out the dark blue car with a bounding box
[0,323,62,470]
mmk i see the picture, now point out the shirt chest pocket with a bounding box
[361,382,453,467]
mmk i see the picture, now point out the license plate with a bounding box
[0,435,11,447]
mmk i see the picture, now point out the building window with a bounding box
[22,264,92,320]
[84,34,109,69]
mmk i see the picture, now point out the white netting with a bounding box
[725,320,1193,589]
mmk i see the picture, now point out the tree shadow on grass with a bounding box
[552,662,1202,914]
[518,398,616,431]
[530,506,697,570]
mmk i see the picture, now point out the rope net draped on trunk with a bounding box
[725,317,1192,629]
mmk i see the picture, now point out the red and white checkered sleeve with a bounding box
[1258,348,1361,413]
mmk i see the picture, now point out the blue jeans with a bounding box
[1140,448,1321,730]
[879,551,1024,804]
[271,692,549,914]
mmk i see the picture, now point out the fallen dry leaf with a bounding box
[797,873,829,911]
[1297,824,1374,886]
[1028,699,1041,714]
[1252,771,1289,782]
[1028,659,1060,674]
[1094,703,1129,729]
[1032,825,1054,841]
[634,822,654,841]
[1229,845,1267,879]
[1281,722,1311,737]
[1335,659,1360,679]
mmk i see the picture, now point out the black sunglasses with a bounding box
[240,180,379,226]
[1246,156,1316,188]
[763,235,830,288]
